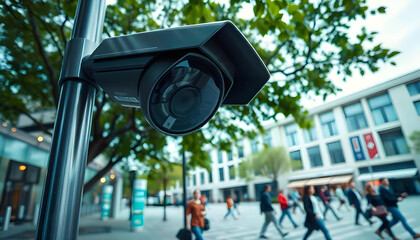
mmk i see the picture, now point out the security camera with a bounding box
[83,21,270,136]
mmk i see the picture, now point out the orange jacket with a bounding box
[226,197,233,209]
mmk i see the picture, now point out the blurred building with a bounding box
[172,69,420,202]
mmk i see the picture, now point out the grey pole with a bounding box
[2,206,11,231]
[35,1,106,239]
[182,150,187,229]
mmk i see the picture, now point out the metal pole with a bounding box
[35,1,106,239]
[182,150,187,229]
[2,206,11,231]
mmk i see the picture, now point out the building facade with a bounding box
[173,69,420,202]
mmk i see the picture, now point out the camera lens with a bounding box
[147,54,224,135]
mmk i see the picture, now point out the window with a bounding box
[320,112,338,137]
[307,146,323,167]
[251,138,259,153]
[407,81,420,96]
[368,94,398,125]
[193,174,197,186]
[327,141,346,164]
[218,151,223,163]
[229,166,235,180]
[304,127,317,142]
[285,124,299,147]
[200,172,205,185]
[219,168,225,182]
[414,101,420,116]
[343,102,368,131]
[227,148,233,161]
[237,140,244,158]
[379,129,410,156]
[208,169,213,183]
[187,177,191,186]
[263,130,272,147]
[290,150,303,170]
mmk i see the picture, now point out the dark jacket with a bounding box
[347,189,362,208]
[260,191,274,212]
[366,194,385,207]
[303,195,320,230]
[379,186,399,208]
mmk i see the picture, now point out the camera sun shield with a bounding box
[83,21,270,135]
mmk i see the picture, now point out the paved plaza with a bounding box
[1,196,420,240]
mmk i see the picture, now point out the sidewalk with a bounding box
[1,196,420,240]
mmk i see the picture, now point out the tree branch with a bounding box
[26,5,60,107]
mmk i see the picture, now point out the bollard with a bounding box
[33,204,40,226]
[3,206,12,231]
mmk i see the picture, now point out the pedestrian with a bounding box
[365,182,399,240]
[379,178,420,239]
[233,195,240,215]
[224,196,237,220]
[259,185,288,239]
[290,189,304,214]
[278,189,298,228]
[186,189,207,240]
[347,181,373,226]
[319,186,342,221]
[303,185,333,240]
[335,185,350,211]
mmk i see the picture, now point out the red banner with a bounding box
[363,133,379,159]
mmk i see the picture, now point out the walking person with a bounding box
[347,182,373,226]
[290,189,304,214]
[186,189,207,240]
[233,195,240,215]
[224,196,237,220]
[379,178,420,239]
[303,185,333,240]
[365,182,399,240]
[278,189,298,228]
[335,185,350,211]
[319,186,341,221]
[259,185,288,239]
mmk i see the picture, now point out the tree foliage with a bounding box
[238,146,291,189]
[409,130,420,153]
[0,0,399,191]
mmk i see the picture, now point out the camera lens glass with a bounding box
[149,54,224,134]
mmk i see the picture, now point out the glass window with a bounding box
[327,141,346,164]
[379,129,410,156]
[251,138,259,153]
[285,124,299,147]
[227,148,233,161]
[320,112,339,137]
[187,177,191,186]
[290,150,303,170]
[218,167,225,182]
[27,146,49,168]
[307,146,323,167]
[343,102,368,131]
[200,172,205,185]
[237,140,244,158]
[193,174,197,186]
[263,130,272,147]
[229,165,235,180]
[414,101,420,116]
[407,81,420,96]
[218,151,223,164]
[368,94,398,125]
[304,127,317,143]
[208,169,213,183]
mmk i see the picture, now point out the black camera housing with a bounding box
[83,21,270,135]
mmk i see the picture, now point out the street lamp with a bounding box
[36,0,270,239]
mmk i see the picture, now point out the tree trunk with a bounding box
[163,179,167,221]
[83,157,122,194]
